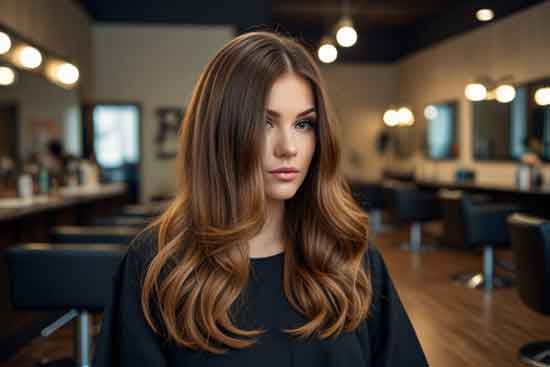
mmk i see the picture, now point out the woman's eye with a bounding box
[295,119,316,130]
[266,120,274,128]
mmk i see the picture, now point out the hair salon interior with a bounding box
[1,0,550,366]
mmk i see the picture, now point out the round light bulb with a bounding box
[476,9,494,22]
[0,66,16,86]
[318,43,338,63]
[336,26,358,47]
[18,46,42,69]
[398,107,414,126]
[424,105,438,120]
[495,84,516,103]
[383,109,399,127]
[0,32,12,54]
[465,83,487,101]
[534,87,550,106]
[57,62,79,85]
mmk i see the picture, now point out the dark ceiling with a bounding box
[75,0,544,63]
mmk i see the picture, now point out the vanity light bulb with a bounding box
[383,109,399,127]
[57,62,79,85]
[535,87,550,106]
[0,66,16,86]
[465,83,487,101]
[0,32,11,54]
[495,84,516,103]
[397,107,414,126]
[18,46,42,69]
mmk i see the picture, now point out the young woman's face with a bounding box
[262,72,317,202]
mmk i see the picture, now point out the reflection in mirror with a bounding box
[519,78,550,161]
[472,99,513,160]
[424,101,458,160]
[473,78,550,162]
[0,68,81,196]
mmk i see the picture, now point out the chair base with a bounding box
[519,341,550,367]
[452,272,514,290]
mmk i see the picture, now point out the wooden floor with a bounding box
[1,224,549,366]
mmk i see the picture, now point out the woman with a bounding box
[93,31,428,367]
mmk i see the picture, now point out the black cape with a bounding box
[93,229,428,366]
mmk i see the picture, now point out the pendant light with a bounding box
[335,0,358,47]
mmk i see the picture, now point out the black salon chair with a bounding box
[383,181,442,252]
[349,181,390,234]
[508,213,550,367]
[92,215,151,228]
[50,226,140,245]
[438,189,491,250]
[5,243,127,367]
[452,193,520,290]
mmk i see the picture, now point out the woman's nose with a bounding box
[274,128,298,158]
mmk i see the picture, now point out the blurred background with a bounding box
[1,1,550,366]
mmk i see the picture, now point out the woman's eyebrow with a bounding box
[266,107,316,118]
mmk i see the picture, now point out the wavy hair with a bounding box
[141,31,372,354]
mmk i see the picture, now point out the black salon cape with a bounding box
[92,229,428,367]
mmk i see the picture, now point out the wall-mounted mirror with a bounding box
[393,126,415,159]
[424,100,458,160]
[518,78,550,161]
[0,66,81,176]
[472,77,550,161]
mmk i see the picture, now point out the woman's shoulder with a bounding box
[125,224,161,279]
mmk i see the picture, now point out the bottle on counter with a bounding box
[38,165,50,195]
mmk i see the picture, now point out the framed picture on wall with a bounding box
[155,106,185,159]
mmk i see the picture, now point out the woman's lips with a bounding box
[270,171,299,181]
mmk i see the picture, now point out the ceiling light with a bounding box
[336,18,358,47]
[0,32,11,54]
[318,37,338,63]
[476,9,494,22]
[17,46,42,69]
[465,83,487,101]
[534,87,550,106]
[495,84,516,103]
[0,66,16,86]
[383,109,399,127]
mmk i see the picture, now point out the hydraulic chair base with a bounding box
[397,222,440,253]
[519,341,550,367]
[452,245,515,291]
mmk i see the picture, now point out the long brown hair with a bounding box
[141,31,372,354]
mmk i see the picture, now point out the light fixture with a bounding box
[0,66,16,86]
[535,87,550,106]
[476,9,494,22]
[465,83,487,101]
[424,105,438,120]
[56,62,79,85]
[383,109,399,127]
[317,37,338,63]
[16,45,42,69]
[495,84,516,103]
[397,107,415,126]
[0,32,11,54]
[336,18,358,48]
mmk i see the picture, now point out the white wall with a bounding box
[397,2,550,186]
[321,64,399,181]
[93,24,235,203]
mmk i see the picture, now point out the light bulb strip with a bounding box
[0,26,79,88]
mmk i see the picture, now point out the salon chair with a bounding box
[349,181,391,234]
[452,193,520,290]
[92,215,151,228]
[50,226,139,245]
[5,243,126,367]
[508,213,550,367]
[383,181,442,252]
